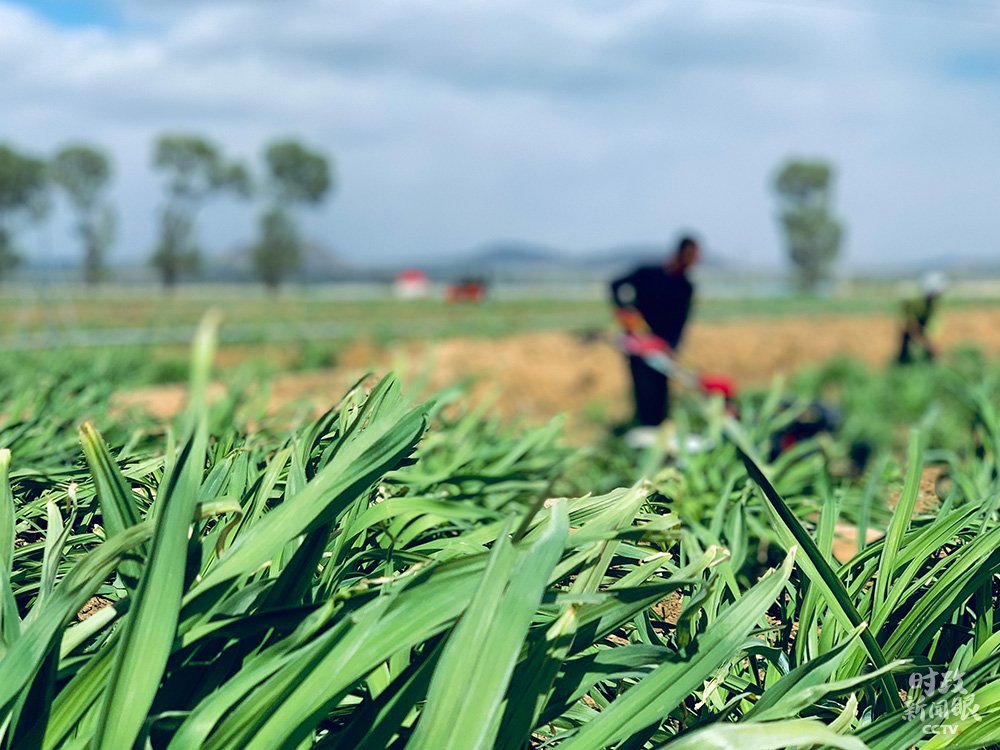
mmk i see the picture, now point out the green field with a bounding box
[2,309,1000,748]
[3,282,996,389]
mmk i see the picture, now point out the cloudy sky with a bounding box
[2,0,999,271]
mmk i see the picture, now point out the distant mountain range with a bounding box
[408,240,734,282]
[201,239,737,283]
[11,238,1000,284]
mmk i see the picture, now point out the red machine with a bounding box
[445,279,488,303]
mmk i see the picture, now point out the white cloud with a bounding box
[1,0,999,270]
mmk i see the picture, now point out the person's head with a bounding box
[669,235,700,272]
[922,271,945,299]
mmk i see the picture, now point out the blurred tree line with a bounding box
[0,134,332,289]
[0,137,843,292]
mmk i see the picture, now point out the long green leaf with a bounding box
[873,431,923,610]
[79,423,146,590]
[0,450,12,581]
[408,503,569,750]
[0,450,18,653]
[90,315,217,750]
[735,445,902,712]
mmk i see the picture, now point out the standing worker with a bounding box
[611,235,700,446]
[897,271,945,364]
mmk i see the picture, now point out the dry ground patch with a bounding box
[115,305,1000,432]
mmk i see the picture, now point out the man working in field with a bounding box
[611,236,699,446]
[897,271,944,364]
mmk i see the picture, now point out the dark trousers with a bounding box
[629,355,669,426]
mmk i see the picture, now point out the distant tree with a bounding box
[151,134,250,287]
[773,158,844,292]
[251,138,332,289]
[252,207,299,289]
[0,143,48,284]
[51,144,115,285]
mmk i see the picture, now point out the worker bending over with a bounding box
[610,236,700,438]
[898,272,944,364]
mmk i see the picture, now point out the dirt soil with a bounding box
[115,306,1000,432]
[828,465,948,563]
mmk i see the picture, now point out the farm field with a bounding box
[105,302,1000,439]
[3,292,1000,748]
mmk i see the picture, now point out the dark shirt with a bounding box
[611,265,694,349]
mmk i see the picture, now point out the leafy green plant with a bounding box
[5,318,1000,749]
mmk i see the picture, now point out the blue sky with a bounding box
[2,0,1000,272]
[13,0,119,28]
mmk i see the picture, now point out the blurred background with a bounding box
[2,0,999,429]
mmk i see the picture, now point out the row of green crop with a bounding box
[2,321,1000,748]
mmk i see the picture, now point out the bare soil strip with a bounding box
[115,306,1000,432]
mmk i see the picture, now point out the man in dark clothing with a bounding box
[610,236,699,430]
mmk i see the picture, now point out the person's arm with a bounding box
[610,271,651,334]
[611,270,677,356]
